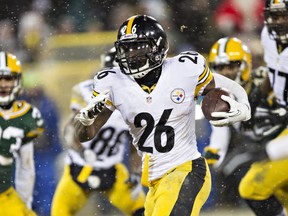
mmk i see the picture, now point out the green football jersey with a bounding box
[0,100,44,193]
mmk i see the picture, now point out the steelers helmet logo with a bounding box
[171,88,185,104]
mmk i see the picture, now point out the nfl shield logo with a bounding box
[146,96,152,104]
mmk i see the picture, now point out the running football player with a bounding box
[74,15,251,215]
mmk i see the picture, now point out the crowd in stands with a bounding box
[0,0,265,63]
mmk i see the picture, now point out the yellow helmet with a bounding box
[209,37,252,86]
[0,51,22,105]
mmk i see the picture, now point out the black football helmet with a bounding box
[115,15,169,79]
[264,0,288,44]
[100,47,118,68]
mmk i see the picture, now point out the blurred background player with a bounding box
[20,72,63,216]
[204,36,287,210]
[204,37,254,207]
[0,51,44,216]
[51,48,145,216]
[236,0,288,215]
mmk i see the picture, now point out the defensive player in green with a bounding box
[204,37,287,214]
[0,51,44,216]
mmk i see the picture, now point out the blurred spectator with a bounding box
[0,0,33,29]
[0,19,18,53]
[18,11,51,62]
[166,0,220,53]
[54,0,109,32]
[214,0,264,37]
[107,0,169,30]
[21,72,63,216]
[31,0,52,15]
[56,15,77,34]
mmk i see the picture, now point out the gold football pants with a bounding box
[51,163,145,216]
[239,158,288,211]
[0,187,37,216]
[144,157,211,216]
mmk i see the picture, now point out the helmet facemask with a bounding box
[0,51,23,106]
[116,38,165,79]
[264,1,288,44]
[211,60,245,85]
[0,73,22,106]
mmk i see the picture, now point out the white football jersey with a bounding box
[261,26,288,106]
[93,51,213,181]
[67,79,129,170]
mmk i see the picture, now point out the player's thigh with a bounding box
[105,163,145,215]
[0,187,36,216]
[51,166,88,216]
[145,158,211,216]
[239,159,288,200]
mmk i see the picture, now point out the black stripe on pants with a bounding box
[170,157,207,216]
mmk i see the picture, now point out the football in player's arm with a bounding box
[51,49,145,216]
[0,51,44,216]
[73,15,251,216]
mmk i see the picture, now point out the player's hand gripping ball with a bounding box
[201,88,231,120]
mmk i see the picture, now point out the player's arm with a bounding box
[15,142,35,209]
[204,126,231,167]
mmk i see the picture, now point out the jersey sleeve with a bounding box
[24,106,44,144]
[177,52,213,97]
[92,69,117,111]
[70,80,94,111]
[194,59,213,97]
